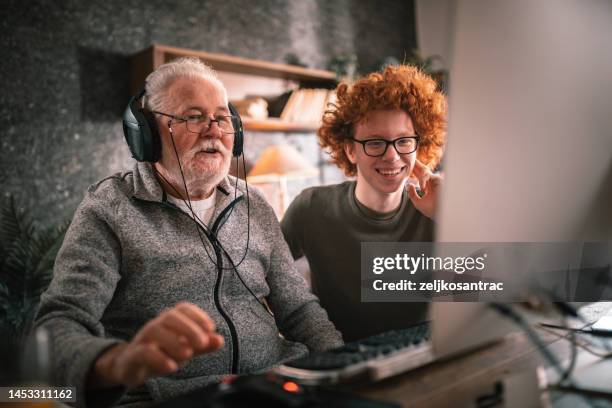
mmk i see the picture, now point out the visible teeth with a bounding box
[378,169,402,176]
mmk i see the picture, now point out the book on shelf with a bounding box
[280,88,335,124]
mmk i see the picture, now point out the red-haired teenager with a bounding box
[281,65,447,341]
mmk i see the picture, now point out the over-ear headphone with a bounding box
[228,102,244,158]
[122,89,244,162]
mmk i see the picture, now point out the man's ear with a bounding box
[344,140,357,164]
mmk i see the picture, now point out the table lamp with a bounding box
[247,144,319,216]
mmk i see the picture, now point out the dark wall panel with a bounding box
[0,0,416,226]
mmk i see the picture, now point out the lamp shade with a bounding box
[247,144,318,182]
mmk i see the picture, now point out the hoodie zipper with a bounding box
[210,240,239,373]
[139,196,243,374]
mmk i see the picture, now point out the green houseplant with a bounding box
[0,195,67,346]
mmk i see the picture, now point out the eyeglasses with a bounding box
[153,111,240,134]
[351,136,420,157]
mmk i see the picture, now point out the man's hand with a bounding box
[89,302,224,389]
[407,160,443,220]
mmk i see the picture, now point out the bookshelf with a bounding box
[130,44,338,132]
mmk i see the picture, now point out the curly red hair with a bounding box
[318,65,447,176]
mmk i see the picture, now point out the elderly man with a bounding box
[35,57,342,407]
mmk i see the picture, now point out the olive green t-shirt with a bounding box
[281,181,434,342]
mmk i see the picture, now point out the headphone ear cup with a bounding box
[122,90,161,163]
[125,108,161,163]
[229,103,244,157]
[141,109,162,162]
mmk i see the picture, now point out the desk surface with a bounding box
[344,303,612,408]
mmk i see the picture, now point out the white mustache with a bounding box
[190,141,228,155]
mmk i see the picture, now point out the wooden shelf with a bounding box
[130,44,337,134]
[131,43,337,92]
[242,118,320,133]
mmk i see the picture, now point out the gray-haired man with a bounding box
[35,57,342,407]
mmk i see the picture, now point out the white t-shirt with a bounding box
[167,190,217,227]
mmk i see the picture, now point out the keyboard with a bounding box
[273,322,434,385]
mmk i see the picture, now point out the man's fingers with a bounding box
[160,309,211,352]
[119,343,178,386]
[411,160,432,190]
[142,324,194,363]
[429,175,442,189]
[131,366,148,388]
[411,160,430,177]
[175,302,217,332]
[120,303,224,388]
[203,333,225,353]
[137,343,179,376]
[408,184,421,204]
[421,178,429,193]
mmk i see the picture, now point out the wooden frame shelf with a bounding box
[130,44,337,132]
[242,118,321,133]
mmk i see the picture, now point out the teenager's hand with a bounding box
[407,160,443,220]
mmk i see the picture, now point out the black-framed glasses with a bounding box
[153,111,240,134]
[351,136,420,157]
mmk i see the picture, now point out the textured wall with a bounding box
[0,0,416,226]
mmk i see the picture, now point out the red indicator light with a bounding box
[283,381,300,393]
[221,376,236,384]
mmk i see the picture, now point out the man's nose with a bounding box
[202,120,223,138]
[382,143,400,161]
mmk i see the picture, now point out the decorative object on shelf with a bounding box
[231,97,269,120]
[265,90,294,118]
[247,144,318,218]
[403,49,444,73]
[379,56,401,71]
[328,54,359,83]
[284,53,308,68]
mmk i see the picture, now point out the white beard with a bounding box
[156,143,232,199]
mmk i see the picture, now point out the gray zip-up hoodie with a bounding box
[35,161,343,407]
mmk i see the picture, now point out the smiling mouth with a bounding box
[376,166,406,176]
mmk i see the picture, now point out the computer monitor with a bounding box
[432,0,612,352]
[437,0,612,243]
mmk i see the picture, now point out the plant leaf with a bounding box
[0,194,70,341]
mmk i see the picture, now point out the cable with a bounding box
[161,121,264,311]
[560,316,578,384]
[160,150,264,315]
[488,303,573,385]
[534,311,612,406]
[538,323,612,338]
[158,143,251,271]
[163,126,220,268]
[221,240,273,318]
[490,305,601,408]
[168,124,251,268]
[537,325,612,359]
[217,154,251,269]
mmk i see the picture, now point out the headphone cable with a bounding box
[164,127,251,270]
[162,123,262,309]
